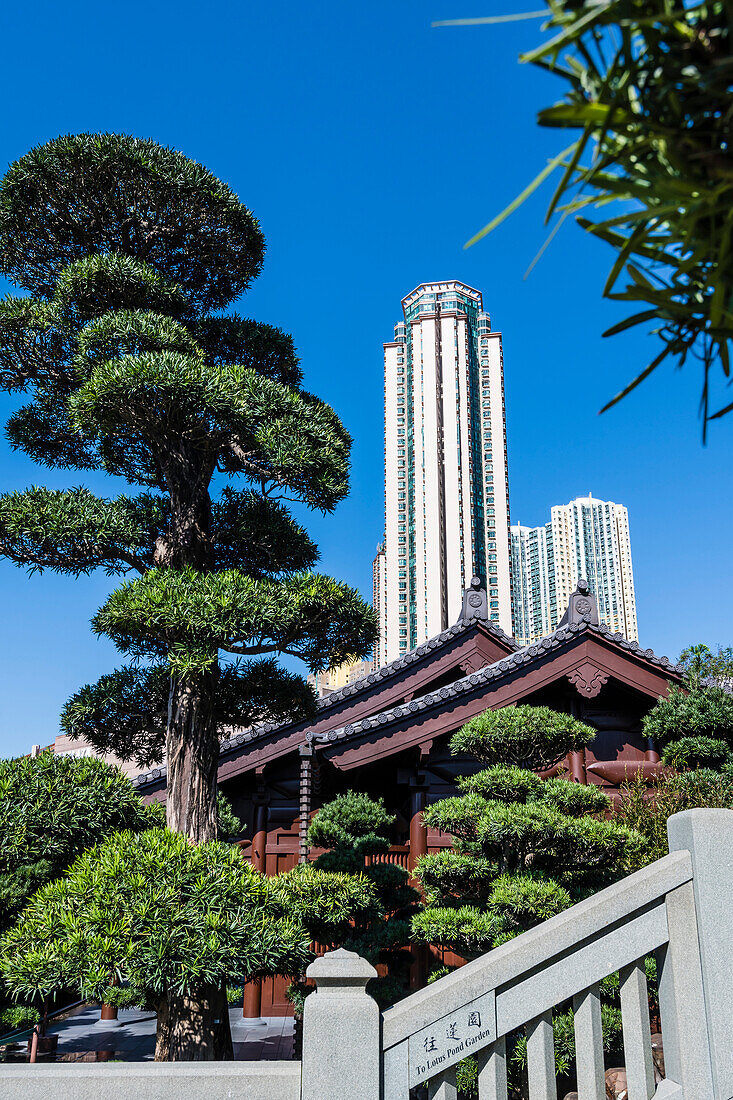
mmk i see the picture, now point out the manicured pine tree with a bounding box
[305,792,420,1006]
[643,647,733,771]
[412,705,641,954]
[0,133,376,1057]
[411,705,643,1096]
[0,133,377,846]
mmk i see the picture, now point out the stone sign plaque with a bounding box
[407,990,496,1088]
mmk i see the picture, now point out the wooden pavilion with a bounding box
[134,579,680,1015]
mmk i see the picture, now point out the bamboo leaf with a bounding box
[602,308,661,337]
[465,143,577,248]
[432,11,547,27]
[600,343,675,412]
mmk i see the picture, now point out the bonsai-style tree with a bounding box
[643,683,733,771]
[0,133,377,849]
[412,706,641,956]
[0,829,377,1060]
[305,792,420,1006]
[411,705,643,1096]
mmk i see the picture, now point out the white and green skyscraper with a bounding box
[375,281,512,667]
[511,494,638,645]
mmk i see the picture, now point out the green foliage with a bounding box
[0,133,264,313]
[422,779,627,890]
[618,769,733,868]
[645,683,733,744]
[457,764,543,803]
[306,792,420,1006]
[0,486,161,576]
[511,1003,623,1078]
[662,736,731,771]
[0,829,311,1005]
[412,906,500,955]
[679,643,733,686]
[53,253,189,325]
[272,861,378,935]
[488,873,571,929]
[0,751,160,1032]
[643,683,733,772]
[413,851,497,906]
[191,316,301,386]
[0,131,378,849]
[0,751,154,927]
[215,794,242,840]
[307,791,393,853]
[0,1003,39,1033]
[92,567,374,675]
[469,2,733,433]
[451,705,595,771]
[62,659,316,767]
[538,776,611,817]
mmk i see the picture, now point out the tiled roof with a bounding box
[309,615,518,710]
[131,619,679,789]
[131,615,516,788]
[305,621,681,747]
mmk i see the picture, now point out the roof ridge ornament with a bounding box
[459,576,488,623]
[558,577,600,629]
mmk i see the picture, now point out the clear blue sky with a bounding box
[1,1,731,759]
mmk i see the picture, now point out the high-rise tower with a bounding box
[378,281,512,665]
[511,494,638,645]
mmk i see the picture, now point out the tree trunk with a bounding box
[164,671,233,1060]
[154,996,171,1062]
[162,985,233,1062]
[166,671,219,842]
[159,480,230,1057]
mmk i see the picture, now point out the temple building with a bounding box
[133,578,681,1015]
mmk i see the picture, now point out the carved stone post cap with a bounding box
[306,947,377,988]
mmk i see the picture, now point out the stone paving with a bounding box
[3,1004,295,1063]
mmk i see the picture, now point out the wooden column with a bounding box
[299,745,314,864]
[645,736,660,764]
[568,748,588,784]
[251,794,269,873]
[568,694,588,784]
[408,776,428,991]
[243,790,269,1019]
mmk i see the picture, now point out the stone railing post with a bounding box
[302,948,380,1100]
[666,808,733,1100]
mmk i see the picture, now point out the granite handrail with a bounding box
[380,808,731,1100]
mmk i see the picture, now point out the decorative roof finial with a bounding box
[558,578,599,629]
[459,576,488,623]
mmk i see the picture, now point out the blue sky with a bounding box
[1,0,731,759]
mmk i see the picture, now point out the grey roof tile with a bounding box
[304,622,683,748]
[131,619,679,789]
